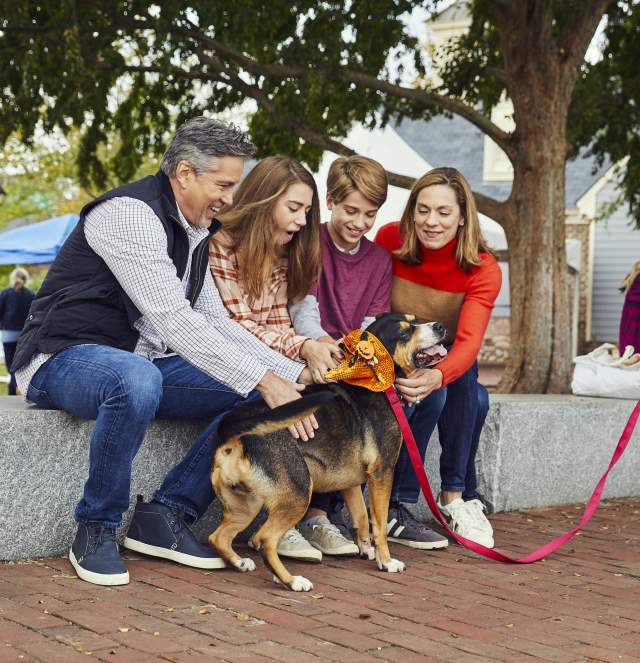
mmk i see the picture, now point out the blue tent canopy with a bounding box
[0,214,79,265]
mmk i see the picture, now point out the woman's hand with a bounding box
[395,368,444,405]
[299,338,343,384]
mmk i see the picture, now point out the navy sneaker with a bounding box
[328,505,354,541]
[123,497,225,569]
[387,503,449,550]
[69,523,129,586]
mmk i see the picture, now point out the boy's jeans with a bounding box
[27,344,259,527]
[391,363,489,504]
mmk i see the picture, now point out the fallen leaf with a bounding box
[198,608,209,615]
[163,607,174,613]
[153,631,160,636]
[358,614,371,620]
[236,612,250,621]
[505,624,514,628]
[311,594,324,599]
[613,573,623,577]
[118,627,129,633]
[574,572,582,577]
[381,592,394,596]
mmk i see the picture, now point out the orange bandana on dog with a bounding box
[324,330,395,392]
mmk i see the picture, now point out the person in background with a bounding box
[619,261,640,353]
[0,267,34,395]
[375,166,501,549]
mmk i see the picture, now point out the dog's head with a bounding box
[365,312,447,377]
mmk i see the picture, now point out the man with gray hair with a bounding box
[13,116,315,586]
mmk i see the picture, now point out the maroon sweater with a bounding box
[309,224,392,339]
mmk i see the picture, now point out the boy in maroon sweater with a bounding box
[290,156,448,556]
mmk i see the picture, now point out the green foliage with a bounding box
[0,132,92,230]
[0,0,422,185]
[570,3,640,226]
[1,0,638,224]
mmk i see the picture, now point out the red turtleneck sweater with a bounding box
[375,222,502,385]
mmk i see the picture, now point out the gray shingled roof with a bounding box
[393,114,610,207]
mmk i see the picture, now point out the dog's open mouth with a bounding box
[413,344,448,369]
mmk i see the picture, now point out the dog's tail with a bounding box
[219,391,338,441]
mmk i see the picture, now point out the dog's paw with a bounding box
[289,575,313,592]
[376,550,406,573]
[358,538,375,561]
[233,557,256,572]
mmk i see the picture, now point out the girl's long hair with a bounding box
[218,156,321,302]
[620,262,640,293]
[395,167,494,271]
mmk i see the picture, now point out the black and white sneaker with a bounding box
[387,503,449,550]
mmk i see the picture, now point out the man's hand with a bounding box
[256,370,318,441]
[395,368,444,406]
[299,338,342,384]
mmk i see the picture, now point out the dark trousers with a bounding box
[3,341,17,395]
[391,363,489,504]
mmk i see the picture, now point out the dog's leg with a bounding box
[209,469,261,572]
[253,498,313,592]
[341,486,374,560]
[367,471,406,573]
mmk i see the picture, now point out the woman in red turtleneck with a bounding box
[375,167,501,549]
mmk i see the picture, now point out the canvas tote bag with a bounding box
[572,343,640,399]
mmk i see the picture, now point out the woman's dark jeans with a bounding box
[391,363,489,504]
[3,341,17,395]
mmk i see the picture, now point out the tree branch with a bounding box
[558,0,615,78]
[176,18,516,160]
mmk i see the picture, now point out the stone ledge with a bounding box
[2,394,639,561]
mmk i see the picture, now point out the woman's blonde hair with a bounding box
[326,155,388,208]
[620,261,640,293]
[218,156,321,302]
[9,267,29,290]
[395,167,494,271]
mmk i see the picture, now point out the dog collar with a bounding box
[324,330,395,392]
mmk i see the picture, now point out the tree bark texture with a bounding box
[492,1,578,393]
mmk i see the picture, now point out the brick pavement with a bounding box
[1,497,639,663]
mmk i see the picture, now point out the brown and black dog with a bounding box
[208,313,446,591]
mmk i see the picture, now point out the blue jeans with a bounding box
[3,341,17,395]
[391,363,489,504]
[27,345,259,528]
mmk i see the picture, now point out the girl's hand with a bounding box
[395,368,444,405]
[299,339,343,384]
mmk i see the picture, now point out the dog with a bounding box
[208,313,447,591]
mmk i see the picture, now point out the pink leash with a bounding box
[385,387,640,563]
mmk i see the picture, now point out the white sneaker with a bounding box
[276,528,322,562]
[437,497,494,548]
[299,516,359,556]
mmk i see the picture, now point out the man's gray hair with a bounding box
[160,116,256,177]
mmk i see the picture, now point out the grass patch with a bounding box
[0,362,8,396]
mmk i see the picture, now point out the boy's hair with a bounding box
[326,156,388,208]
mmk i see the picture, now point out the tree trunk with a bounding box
[499,113,572,393]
